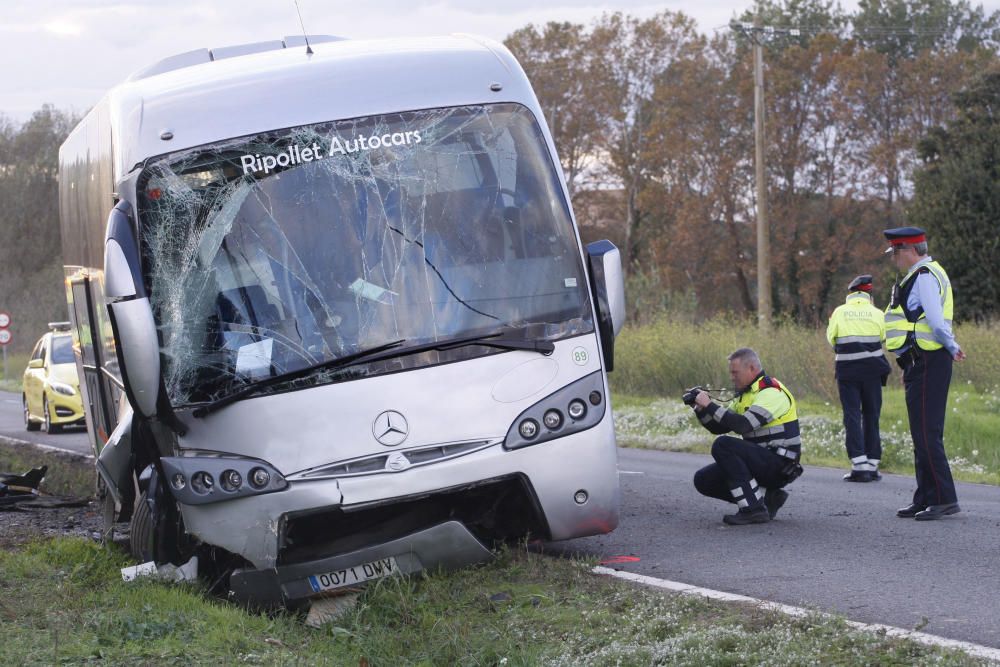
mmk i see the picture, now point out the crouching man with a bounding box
[687,348,804,525]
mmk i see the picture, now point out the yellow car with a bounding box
[22,323,85,433]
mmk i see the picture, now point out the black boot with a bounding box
[764,489,788,520]
[896,503,925,518]
[723,506,771,525]
[914,503,961,521]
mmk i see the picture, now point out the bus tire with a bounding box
[130,491,153,561]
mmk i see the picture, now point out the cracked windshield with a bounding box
[139,104,593,407]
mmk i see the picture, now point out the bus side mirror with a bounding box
[104,200,160,419]
[586,240,626,371]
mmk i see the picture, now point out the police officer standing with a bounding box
[884,227,966,520]
[688,348,803,525]
[826,275,892,482]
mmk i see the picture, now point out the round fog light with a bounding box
[170,473,186,491]
[249,467,271,489]
[574,490,589,505]
[518,419,539,439]
[543,409,563,430]
[589,391,602,406]
[221,469,243,492]
[568,399,587,420]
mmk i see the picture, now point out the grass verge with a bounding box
[0,352,27,393]
[0,537,989,666]
[0,440,95,498]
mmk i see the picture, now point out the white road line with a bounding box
[0,435,94,460]
[618,470,644,475]
[593,566,1000,663]
[29,442,94,460]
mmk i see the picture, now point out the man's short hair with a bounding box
[728,347,762,370]
[914,241,928,256]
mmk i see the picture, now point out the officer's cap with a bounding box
[883,226,926,254]
[848,274,873,292]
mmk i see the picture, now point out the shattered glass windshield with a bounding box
[138,104,594,407]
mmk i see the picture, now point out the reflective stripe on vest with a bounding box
[885,260,953,352]
[734,376,801,456]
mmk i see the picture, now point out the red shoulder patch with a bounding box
[758,377,782,391]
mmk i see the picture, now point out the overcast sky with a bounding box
[1,0,996,124]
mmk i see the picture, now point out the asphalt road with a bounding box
[0,390,91,456]
[550,447,1000,649]
[2,389,998,649]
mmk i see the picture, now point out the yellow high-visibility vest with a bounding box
[826,292,886,362]
[884,260,953,352]
[733,375,800,459]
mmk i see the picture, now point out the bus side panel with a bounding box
[59,98,123,454]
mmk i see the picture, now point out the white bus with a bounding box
[59,34,625,606]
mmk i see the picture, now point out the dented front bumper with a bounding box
[228,520,492,607]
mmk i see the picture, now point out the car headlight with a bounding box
[50,381,76,396]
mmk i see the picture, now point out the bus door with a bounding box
[68,276,117,455]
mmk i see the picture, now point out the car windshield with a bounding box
[139,103,593,407]
[50,335,75,365]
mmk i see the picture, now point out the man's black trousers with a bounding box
[693,436,791,510]
[902,348,958,506]
[837,375,883,463]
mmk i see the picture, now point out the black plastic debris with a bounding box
[0,465,47,505]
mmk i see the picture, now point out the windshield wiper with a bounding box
[192,339,405,418]
[436,332,555,355]
[352,329,555,366]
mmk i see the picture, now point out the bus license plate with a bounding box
[307,557,399,593]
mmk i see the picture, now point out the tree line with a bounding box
[505,0,1000,323]
[0,106,77,357]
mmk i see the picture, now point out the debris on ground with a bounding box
[121,556,199,583]
[305,592,361,628]
[0,466,47,506]
[0,465,89,509]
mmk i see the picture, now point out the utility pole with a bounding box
[730,19,799,330]
[752,24,771,330]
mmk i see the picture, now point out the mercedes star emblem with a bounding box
[373,410,409,446]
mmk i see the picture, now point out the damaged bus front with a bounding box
[59,36,625,607]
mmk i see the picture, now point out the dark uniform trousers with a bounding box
[837,376,883,464]
[694,436,792,506]
[902,348,958,506]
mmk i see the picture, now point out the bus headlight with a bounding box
[568,399,587,420]
[160,456,286,505]
[249,467,271,489]
[190,472,214,495]
[504,371,607,450]
[543,409,563,430]
[220,469,243,492]
[518,419,539,439]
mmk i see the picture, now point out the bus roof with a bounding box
[95,34,536,175]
